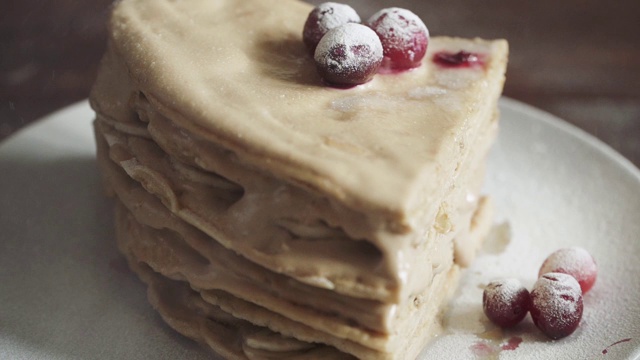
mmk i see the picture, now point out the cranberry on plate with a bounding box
[530,272,584,339]
[483,278,531,328]
[539,247,597,294]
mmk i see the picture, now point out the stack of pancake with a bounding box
[90,0,508,358]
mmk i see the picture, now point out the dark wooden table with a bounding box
[2,0,639,167]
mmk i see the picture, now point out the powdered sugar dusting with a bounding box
[331,94,386,113]
[314,23,382,85]
[408,86,447,99]
[314,3,360,31]
[539,247,597,293]
[367,8,428,51]
[367,7,429,69]
[315,24,382,64]
[302,2,361,50]
[533,273,581,310]
[484,278,526,305]
[483,278,530,328]
[530,272,583,339]
[318,2,360,31]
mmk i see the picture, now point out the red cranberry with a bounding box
[367,7,429,70]
[314,23,383,86]
[303,2,361,52]
[530,273,583,340]
[482,279,531,328]
[539,247,597,294]
[433,51,482,68]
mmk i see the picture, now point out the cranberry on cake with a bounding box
[90,0,508,358]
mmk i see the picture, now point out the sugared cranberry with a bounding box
[303,2,361,52]
[530,273,583,340]
[539,247,597,294]
[482,279,531,328]
[314,23,383,86]
[367,7,429,70]
[433,51,482,68]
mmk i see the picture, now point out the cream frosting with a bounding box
[100,0,508,233]
[95,121,494,342]
[94,100,495,303]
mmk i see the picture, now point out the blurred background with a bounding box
[1,0,639,166]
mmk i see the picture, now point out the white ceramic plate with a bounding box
[1,99,638,360]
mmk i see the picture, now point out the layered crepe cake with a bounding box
[90,0,508,358]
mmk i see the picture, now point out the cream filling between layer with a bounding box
[95,113,494,338]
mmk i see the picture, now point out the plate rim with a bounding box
[498,97,640,182]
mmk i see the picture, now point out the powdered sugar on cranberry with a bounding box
[539,247,597,293]
[314,23,383,86]
[532,273,582,311]
[530,272,583,339]
[367,8,429,69]
[302,2,361,52]
[484,279,526,305]
[482,278,530,328]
